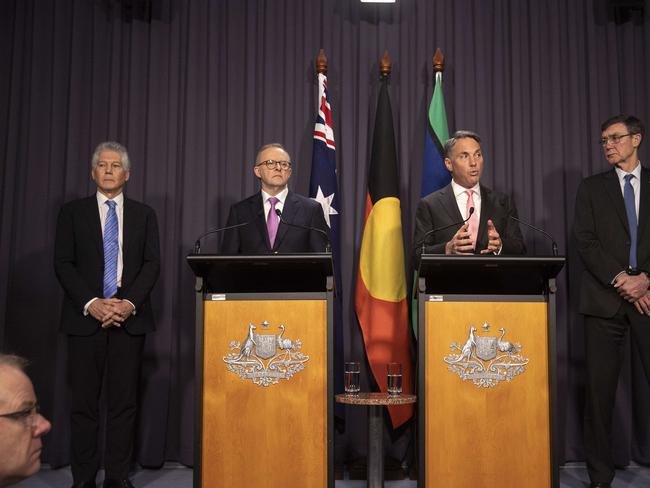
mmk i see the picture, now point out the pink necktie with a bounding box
[466,190,478,249]
[267,197,279,247]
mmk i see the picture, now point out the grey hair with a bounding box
[0,353,29,371]
[444,130,482,158]
[91,141,131,171]
[255,143,291,165]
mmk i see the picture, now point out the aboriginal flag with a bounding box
[354,77,412,428]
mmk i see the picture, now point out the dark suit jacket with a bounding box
[221,191,329,254]
[54,195,160,335]
[574,167,650,318]
[413,182,526,260]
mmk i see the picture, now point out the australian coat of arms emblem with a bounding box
[223,321,309,387]
[443,322,528,388]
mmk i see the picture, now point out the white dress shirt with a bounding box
[84,192,135,314]
[615,161,641,222]
[451,180,481,221]
[261,187,289,221]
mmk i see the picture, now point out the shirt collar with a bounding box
[451,179,480,198]
[615,161,642,182]
[261,187,288,204]
[96,191,124,207]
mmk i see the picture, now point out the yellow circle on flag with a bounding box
[358,197,407,302]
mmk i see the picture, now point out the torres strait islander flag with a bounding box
[421,69,451,197]
[355,77,413,428]
[412,68,451,335]
[309,72,344,421]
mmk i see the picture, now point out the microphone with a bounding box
[193,221,249,254]
[416,207,475,255]
[275,208,331,253]
[509,215,558,256]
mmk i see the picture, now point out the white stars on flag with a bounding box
[313,186,338,228]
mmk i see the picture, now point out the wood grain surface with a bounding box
[201,300,328,487]
[424,300,551,488]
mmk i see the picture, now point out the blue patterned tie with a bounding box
[624,174,638,270]
[103,200,118,298]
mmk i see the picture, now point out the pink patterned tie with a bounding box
[466,190,479,249]
[267,197,279,247]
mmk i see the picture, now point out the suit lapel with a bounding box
[440,184,463,222]
[251,193,271,251]
[603,169,630,235]
[122,197,134,258]
[273,191,298,251]
[84,196,104,255]
[638,167,650,240]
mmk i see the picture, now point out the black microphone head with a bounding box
[469,207,475,216]
[275,208,282,217]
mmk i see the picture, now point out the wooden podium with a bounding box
[187,254,335,488]
[416,255,565,488]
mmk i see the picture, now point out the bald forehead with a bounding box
[256,146,290,164]
[0,365,33,407]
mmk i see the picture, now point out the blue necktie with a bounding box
[623,174,638,270]
[103,200,118,298]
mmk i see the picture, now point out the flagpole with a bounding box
[379,49,392,79]
[316,48,327,75]
[433,47,444,74]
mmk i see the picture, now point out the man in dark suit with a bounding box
[574,114,650,488]
[413,130,525,259]
[54,142,160,488]
[221,143,329,254]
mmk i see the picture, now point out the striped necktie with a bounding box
[103,200,118,298]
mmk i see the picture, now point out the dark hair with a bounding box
[444,130,482,158]
[601,114,644,148]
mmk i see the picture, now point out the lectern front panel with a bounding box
[202,299,327,488]
[424,299,551,488]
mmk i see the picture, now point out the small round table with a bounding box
[335,393,417,487]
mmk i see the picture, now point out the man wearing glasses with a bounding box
[0,354,51,487]
[574,114,649,488]
[221,143,329,254]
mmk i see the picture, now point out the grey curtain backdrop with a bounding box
[1,0,649,469]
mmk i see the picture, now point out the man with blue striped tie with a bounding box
[54,142,160,488]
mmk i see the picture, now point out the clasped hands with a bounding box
[614,272,650,315]
[88,298,135,328]
[445,219,501,255]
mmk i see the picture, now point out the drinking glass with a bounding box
[344,361,361,395]
[387,362,402,396]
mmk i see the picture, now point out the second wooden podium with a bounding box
[187,254,335,488]
[417,255,564,488]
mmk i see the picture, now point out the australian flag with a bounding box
[309,72,344,426]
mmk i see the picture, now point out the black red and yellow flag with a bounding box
[355,76,412,428]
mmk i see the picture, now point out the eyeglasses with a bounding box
[0,402,40,427]
[256,159,292,170]
[600,133,633,146]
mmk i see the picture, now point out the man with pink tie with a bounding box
[413,130,526,258]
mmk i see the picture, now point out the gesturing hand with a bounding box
[445,224,474,255]
[480,219,502,254]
